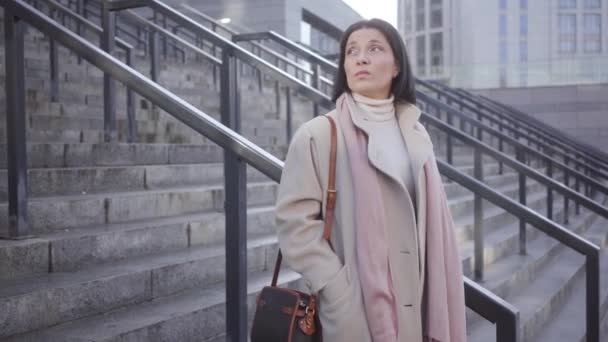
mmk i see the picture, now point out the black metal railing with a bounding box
[424,81,608,178]
[0,0,523,341]
[30,0,137,142]
[418,79,608,194]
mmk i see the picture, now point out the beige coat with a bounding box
[275,103,435,342]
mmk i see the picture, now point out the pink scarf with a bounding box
[336,93,466,342]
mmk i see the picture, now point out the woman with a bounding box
[275,18,466,342]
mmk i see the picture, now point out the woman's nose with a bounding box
[356,53,370,65]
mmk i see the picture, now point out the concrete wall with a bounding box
[473,84,608,151]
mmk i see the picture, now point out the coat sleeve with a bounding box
[275,124,343,293]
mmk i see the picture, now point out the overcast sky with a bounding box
[343,0,398,26]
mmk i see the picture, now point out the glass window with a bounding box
[583,14,602,52]
[416,0,426,31]
[559,14,577,33]
[430,33,443,74]
[520,14,528,35]
[500,15,508,36]
[584,14,601,33]
[520,0,528,9]
[300,21,311,45]
[405,1,413,32]
[500,0,507,10]
[500,42,508,63]
[416,35,426,75]
[584,0,601,8]
[558,14,577,53]
[431,10,442,28]
[430,0,442,28]
[520,41,528,61]
[559,0,577,9]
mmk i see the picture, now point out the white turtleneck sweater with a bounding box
[352,93,417,204]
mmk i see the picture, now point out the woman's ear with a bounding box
[393,63,400,78]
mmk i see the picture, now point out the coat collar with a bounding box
[347,95,434,188]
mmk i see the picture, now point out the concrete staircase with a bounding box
[0,4,607,341]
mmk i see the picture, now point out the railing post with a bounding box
[498,133,504,175]
[161,13,167,59]
[126,48,135,143]
[517,147,527,255]
[101,1,117,142]
[220,47,248,342]
[49,9,59,103]
[575,165,580,215]
[585,167,591,198]
[76,0,84,64]
[496,312,520,342]
[285,86,293,142]
[474,148,484,281]
[547,159,554,220]
[312,64,321,117]
[149,29,159,82]
[447,110,453,165]
[586,253,600,342]
[3,7,30,239]
[564,156,570,224]
[256,47,263,93]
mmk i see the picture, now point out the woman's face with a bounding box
[344,28,399,100]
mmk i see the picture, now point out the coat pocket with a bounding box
[318,264,370,342]
[319,264,351,310]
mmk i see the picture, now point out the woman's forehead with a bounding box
[346,28,388,46]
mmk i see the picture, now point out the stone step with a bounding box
[0,162,542,233]
[0,206,277,281]
[466,209,599,341]
[0,143,288,169]
[453,184,563,247]
[0,235,295,339]
[447,177,549,221]
[533,217,608,342]
[0,162,271,199]
[2,269,301,342]
[0,181,279,234]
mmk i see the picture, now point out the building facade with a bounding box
[398,0,608,89]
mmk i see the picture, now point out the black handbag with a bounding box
[250,116,338,342]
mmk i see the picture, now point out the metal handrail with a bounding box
[76,0,189,61]
[121,10,221,65]
[1,1,522,341]
[424,80,608,176]
[416,91,608,208]
[425,81,608,175]
[477,93,608,170]
[31,0,136,142]
[177,5,320,80]
[146,0,332,108]
[419,95,608,219]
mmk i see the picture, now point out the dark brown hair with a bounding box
[331,19,416,104]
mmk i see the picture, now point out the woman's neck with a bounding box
[352,92,395,122]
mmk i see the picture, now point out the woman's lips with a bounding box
[355,70,370,77]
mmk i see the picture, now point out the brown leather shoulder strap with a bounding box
[272,115,338,287]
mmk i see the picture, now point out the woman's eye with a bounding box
[370,46,383,52]
[346,47,358,55]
